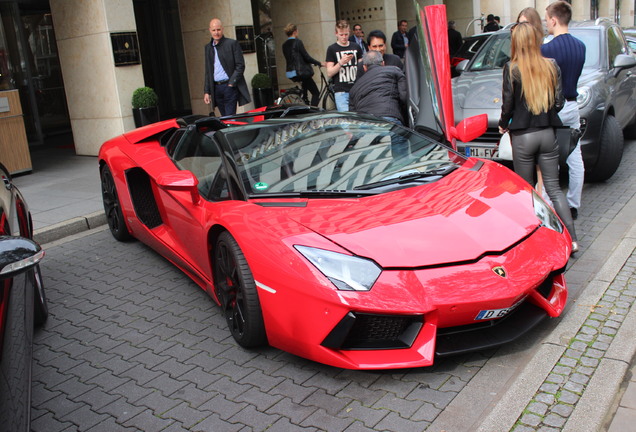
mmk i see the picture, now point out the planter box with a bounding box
[133,106,159,128]
[252,87,274,108]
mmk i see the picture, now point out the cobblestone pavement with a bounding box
[513,253,636,431]
[30,141,634,431]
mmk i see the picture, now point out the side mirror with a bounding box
[451,114,488,143]
[0,235,44,279]
[157,170,200,204]
[456,59,470,74]
[613,53,636,77]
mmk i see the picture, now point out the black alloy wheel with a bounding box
[100,165,132,241]
[213,231,266,348]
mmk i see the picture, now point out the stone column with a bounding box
[50,0,144,156]
[178,0,257,116]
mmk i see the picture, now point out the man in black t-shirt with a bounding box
[325,20,363,111]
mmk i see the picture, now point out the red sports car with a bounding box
[98,5,571,369]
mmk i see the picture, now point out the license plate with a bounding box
[475,300,523,321]
[462,146,497,159]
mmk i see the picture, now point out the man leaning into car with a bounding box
[204,18,251,116]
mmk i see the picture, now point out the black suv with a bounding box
[453,18,636,181]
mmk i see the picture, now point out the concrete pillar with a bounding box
[50,0,144,156]
[178,0,258,116]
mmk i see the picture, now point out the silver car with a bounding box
[453,19,636,182]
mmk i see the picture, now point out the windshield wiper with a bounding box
[353,165,458,191]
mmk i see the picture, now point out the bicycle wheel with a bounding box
[321,89,336,111]
[279,93,306,105]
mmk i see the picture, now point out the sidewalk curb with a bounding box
[34,210,106,245]
[475,222,636,431]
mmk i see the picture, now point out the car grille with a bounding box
[126,168,163,229]
[474,128,501,144]
[322,312,423,350]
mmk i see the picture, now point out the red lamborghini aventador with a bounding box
[98,5,571,369]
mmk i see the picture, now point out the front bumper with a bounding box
[257,227,570,369]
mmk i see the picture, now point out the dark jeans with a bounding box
[301,77,320,106]
[214,83,239,116]
[511,128,577,241]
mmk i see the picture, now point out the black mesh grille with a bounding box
[126,168,163,229]
[322,313,423,350]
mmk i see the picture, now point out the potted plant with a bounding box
[132,86,159,127]
[251,73,274,108]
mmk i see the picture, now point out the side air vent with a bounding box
[125,168,163,229]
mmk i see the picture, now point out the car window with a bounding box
[219,114,457,196]
[468,33,510,71]
[172,127,225,199]
[455,35,489,59]
[569,29,601,69]
[607,27,628,66]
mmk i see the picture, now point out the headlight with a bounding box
[533,191,563,233]
[576,86,591,109]
[294,245,381,291]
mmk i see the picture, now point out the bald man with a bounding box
[204,18,250,116]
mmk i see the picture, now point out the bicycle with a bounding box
[276,68,336,111]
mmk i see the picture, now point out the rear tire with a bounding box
[585,115,623,182]
[213,232,267,348]
[101,165,133,241]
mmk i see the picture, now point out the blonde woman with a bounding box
[498,22,578,252]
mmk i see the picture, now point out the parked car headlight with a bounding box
[576,86,591,109]
[533,191,563,233]
[295,246,381,291]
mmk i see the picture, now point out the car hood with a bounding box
[452,69,503,123]
[284,162,541,268]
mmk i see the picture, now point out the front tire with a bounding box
[101,165,132,241]
[586,115,623,182]
[213,232,267,348]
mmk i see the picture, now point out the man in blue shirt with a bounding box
[349,24,368,54]
[541,1,586,220]
[391,20,409,59]
[204,18,250,116]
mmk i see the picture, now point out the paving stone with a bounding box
[97,397,146,422]
[302,389,352,416]
[337,400,388,427]
[30,411,78,432]
[135,389,182,415]
[543,413,567,428]
[557,389,579,405]
[123,409,175,431]
[551,403,574,418]
[270,378,319,404]
[266,417,321,432]
[189,413,243,432]
[519,413,542,427]
[373,411,430,432]
[60,404,111,430]
[266,396,317,424]
[229,404,283,431]
[198,394,248,420]
[411,401,442,422]
[527,401,549,416]
[535,392,555,404]
[161,402,213,429]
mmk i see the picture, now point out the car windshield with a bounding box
[569,29,600,68]
[219,114,460,196]
[468,28,600,72]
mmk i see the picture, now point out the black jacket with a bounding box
[349,65,406,122]
[391,31,407,58]
[282,38,321,79]
[498,60,564,132]
[204,37,250,107]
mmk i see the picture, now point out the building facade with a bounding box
[0,0,633,161]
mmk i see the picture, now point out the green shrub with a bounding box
[131,87,158,109]
[250,73,272,89]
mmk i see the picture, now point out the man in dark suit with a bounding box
[204,18,251,116]
[349,23,368,54]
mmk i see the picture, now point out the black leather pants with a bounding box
[511,128,577,242]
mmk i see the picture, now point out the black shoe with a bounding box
[570,207,578,220]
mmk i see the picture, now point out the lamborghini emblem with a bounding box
[493,97,500,103]
[493,266,507,278]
